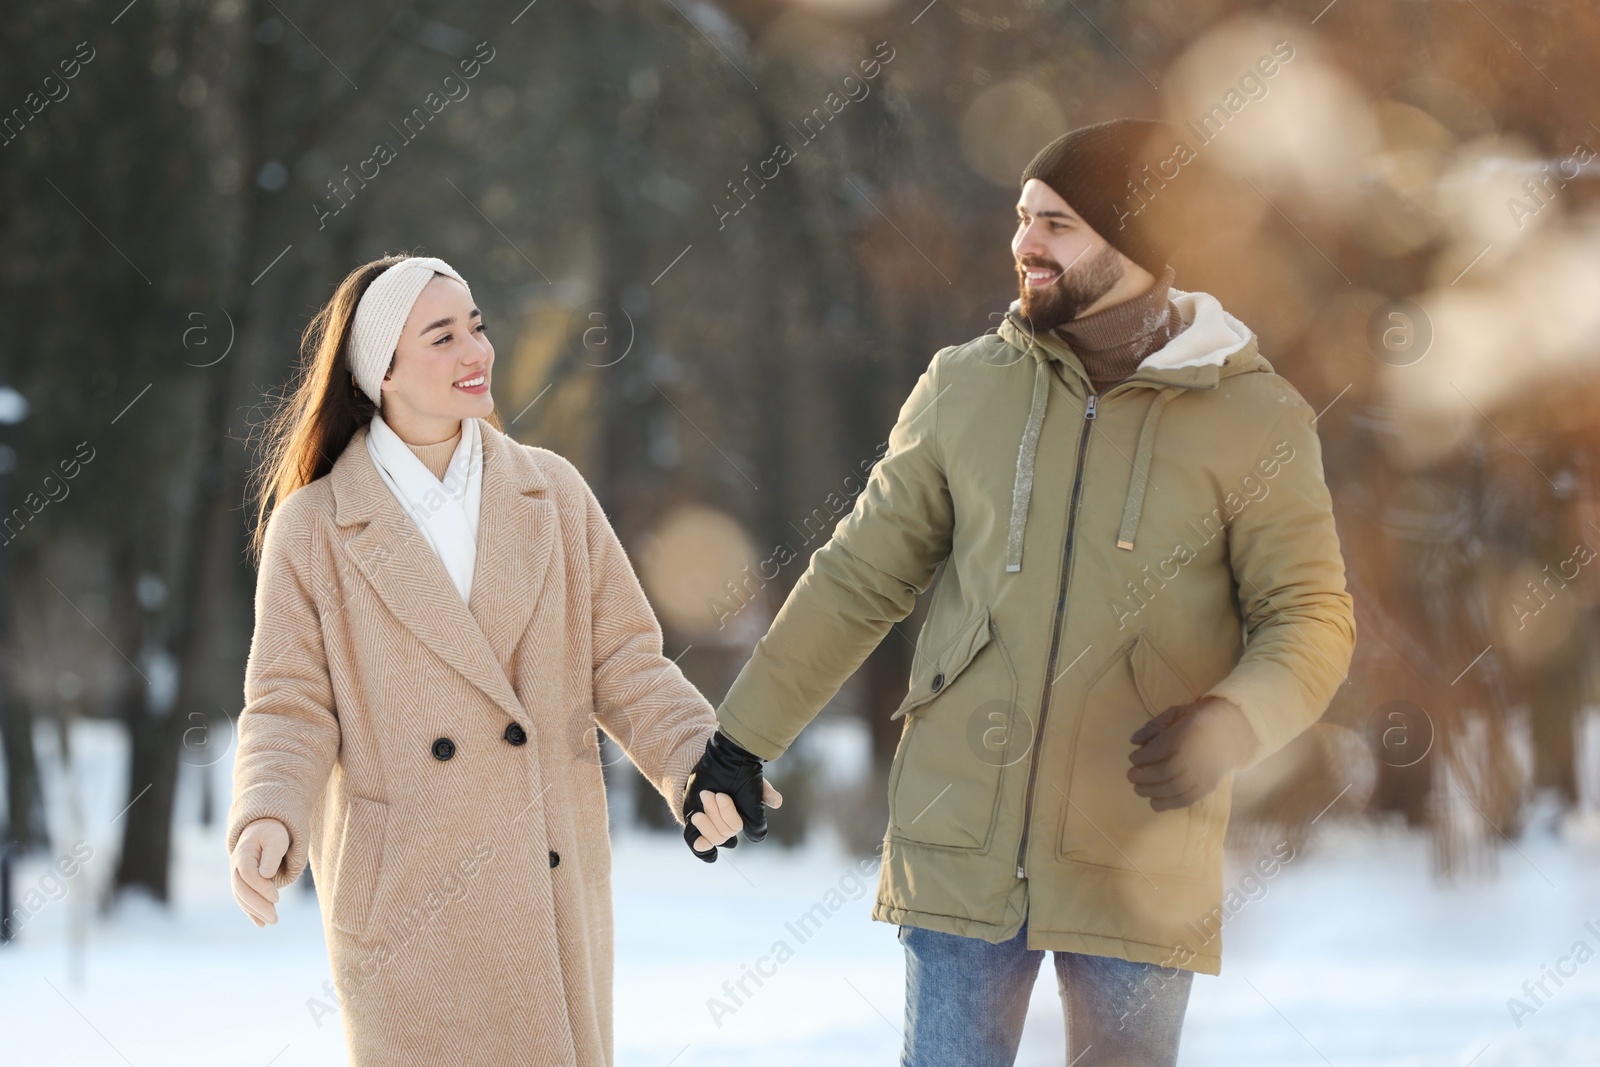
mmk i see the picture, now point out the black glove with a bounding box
[681,730,769,863]
[1127,697,1256,811]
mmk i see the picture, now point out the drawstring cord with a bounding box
[1004,355,1183,570]
[1004,355,1051,573]
[1115,386,1181,551]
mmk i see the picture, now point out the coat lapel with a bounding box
[468,424,557,671]
[328,421,556,723]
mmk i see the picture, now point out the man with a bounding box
[681,118,1356,1066]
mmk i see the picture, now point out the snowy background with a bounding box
[3,719,1599,1066]
[8,1,1600,1062]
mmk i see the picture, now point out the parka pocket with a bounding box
[890,607,994,721]
[887,607,1022,851]
[330,794,389,939]
[1056,630,1200,876]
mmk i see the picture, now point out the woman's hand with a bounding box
[682,730,782,862]
[689,781,783,854]
[230,817,290,927]
[689,781,784,852]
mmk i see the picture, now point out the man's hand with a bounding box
[230,817,290,927]
[681,731,782,862]
[1127,697,1255,811]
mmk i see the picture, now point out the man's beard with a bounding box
[1017,243,1125,332]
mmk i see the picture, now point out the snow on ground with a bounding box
[2,720,1599,1065]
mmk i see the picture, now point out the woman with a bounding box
[226,254,776,1064]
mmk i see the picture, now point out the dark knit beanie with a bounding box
[1020,118,1198,277]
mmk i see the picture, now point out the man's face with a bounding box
[1011,178,1125,331]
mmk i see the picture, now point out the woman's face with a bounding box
[379,274,494,438]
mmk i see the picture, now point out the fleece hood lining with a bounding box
[1004,285,1255,374]
[1135,287,1254,371]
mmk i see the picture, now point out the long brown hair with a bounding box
[248,254,504,565]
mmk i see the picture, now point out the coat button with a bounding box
[431,737,456,761]
[931,672,945,692]
[503,722,527,746]
[549,850,560,868]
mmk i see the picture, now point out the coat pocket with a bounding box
[887,607,1021,851]
[330,794,389,939]
[890,606,994,721]
[1056,630,1200,876]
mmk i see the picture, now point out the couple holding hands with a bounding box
[226,119,1354,1066]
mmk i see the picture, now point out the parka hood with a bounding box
[998,286,1265,385]
[996,287,1266,572]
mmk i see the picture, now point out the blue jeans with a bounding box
[899,918,1193,1067]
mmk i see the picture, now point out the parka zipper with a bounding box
[1015,392,1096,879]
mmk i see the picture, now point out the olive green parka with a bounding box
[715,288,1355,975]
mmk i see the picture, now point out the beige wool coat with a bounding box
[226,420,718,1065]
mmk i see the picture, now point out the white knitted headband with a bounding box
[348,256,472,404]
